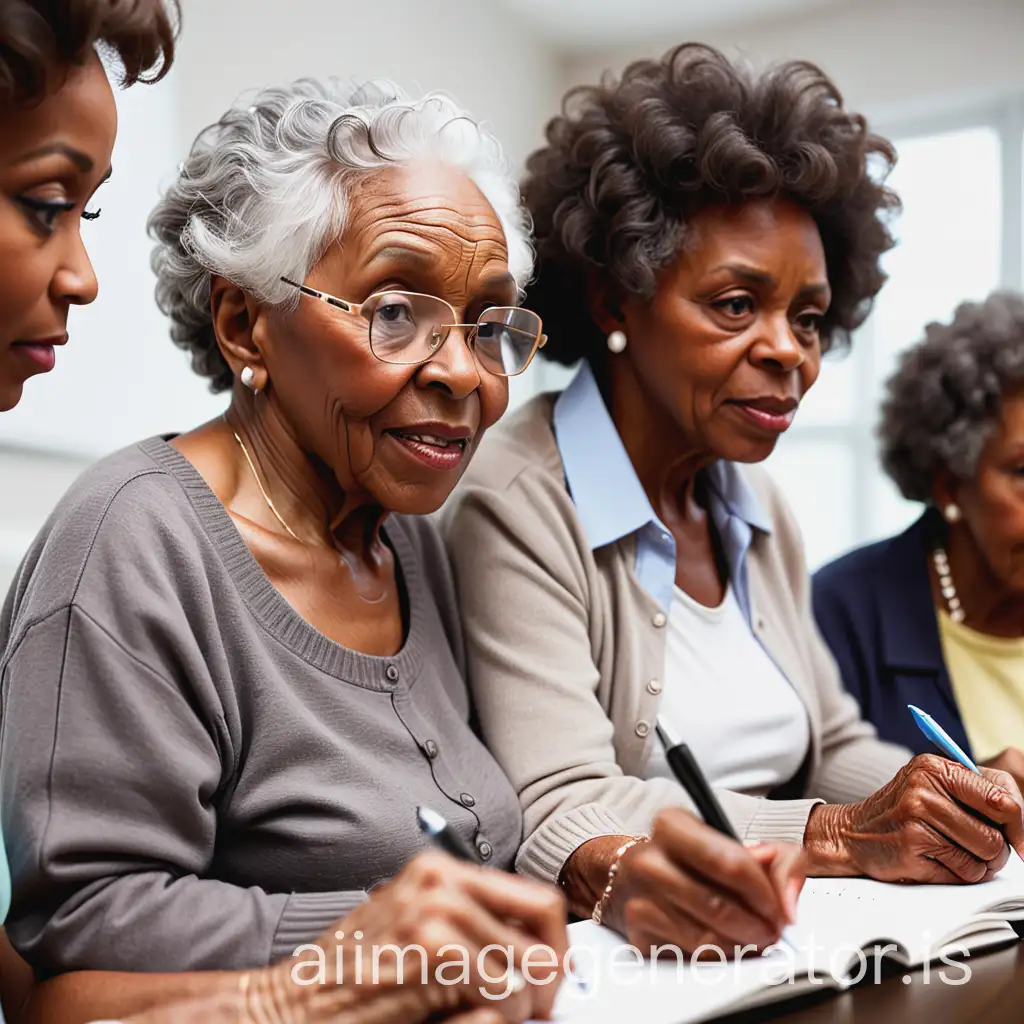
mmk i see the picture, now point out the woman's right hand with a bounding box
[566,808,804,958]
[271,850,569,1023]
[803,754,1024,883]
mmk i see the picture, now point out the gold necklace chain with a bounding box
[228,420,301,542]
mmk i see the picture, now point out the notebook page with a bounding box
[541,920,822,1024]
[794,853,1024,965]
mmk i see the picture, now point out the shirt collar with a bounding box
[552,362,772,550]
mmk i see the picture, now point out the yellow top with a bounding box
[938,610,1024,762]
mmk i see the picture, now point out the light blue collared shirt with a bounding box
[0,831,9,925]
[552,362,773,624]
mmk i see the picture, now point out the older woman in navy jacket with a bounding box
[814,292,1024,787]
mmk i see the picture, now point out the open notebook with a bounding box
[541,854,1024,1024]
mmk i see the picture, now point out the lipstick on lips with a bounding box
[727,395,799,434]
[11,333,68,373]
[385,421,473,471]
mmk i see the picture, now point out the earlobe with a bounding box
[210,275,267,388]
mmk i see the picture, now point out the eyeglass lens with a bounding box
[363,293,540,376]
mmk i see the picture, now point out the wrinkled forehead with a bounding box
[328,164,515,302]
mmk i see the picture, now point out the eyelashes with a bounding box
[16,195,102,234]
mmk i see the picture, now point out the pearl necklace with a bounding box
[932,546,965,624]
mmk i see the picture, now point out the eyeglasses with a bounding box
[280,277,546,377]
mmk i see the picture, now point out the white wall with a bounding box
[561,0,1024,124]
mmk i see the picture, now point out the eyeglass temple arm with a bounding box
[280,277,355,313]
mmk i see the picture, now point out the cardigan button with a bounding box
[646,678,662,695]
[652,612,667,628]
[460,793,476,808]
[424,739,439,759]
[635,720,651,738]
[476,838,493,861]
[385,664,399,682]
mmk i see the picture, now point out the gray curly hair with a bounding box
[149,78,533,392]
[879,290,1024,503]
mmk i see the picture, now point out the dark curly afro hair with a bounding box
[0,0,178,107]
[880,291,1024,503]
[523,42,901,367]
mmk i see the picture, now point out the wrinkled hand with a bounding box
[281,851,567,1023]
[982,748,1024,795]
[804,753,1024,883]
[604,809,804,958]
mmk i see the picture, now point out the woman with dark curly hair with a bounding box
[815,291,1024,784]
[443,43,1024,956]
[1,10,567,1024]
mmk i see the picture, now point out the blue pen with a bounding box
[907,705,980,773]
[908,704,1023,866]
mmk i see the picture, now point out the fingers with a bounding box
[622,896,739,959]
[749,842,806,923]
[979,767,1024,856]
[628,841,779,947]
[901,781,1006,868]
[344,852,565,1021]
[448,1010,521,1024]
[460,864,569,972]
[652,810,788,930]
[921,754,1023,830]
[910,820,996,883]
[457,865,567,1018]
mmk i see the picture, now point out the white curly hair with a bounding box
[148,77,533,391]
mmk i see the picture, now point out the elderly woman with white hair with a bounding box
[0,77,568,1024]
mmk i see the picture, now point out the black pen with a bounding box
[655,716,799,950]
[416,805,481,862]
[656,716,739,839]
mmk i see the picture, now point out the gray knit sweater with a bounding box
[0,437,521,978]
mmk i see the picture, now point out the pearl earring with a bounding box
[607,330,627,354]
[944,503,962,524]
[240,366,260,395]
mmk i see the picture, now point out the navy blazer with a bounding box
[812,511,973,760]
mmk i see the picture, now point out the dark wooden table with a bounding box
[716,942,1024,1023]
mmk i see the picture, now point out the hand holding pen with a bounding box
[801,705,1024,883]
[416,807,570,1018]
[558,719,805,959]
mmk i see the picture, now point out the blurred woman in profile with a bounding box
[1,3,175,1018]
[815,291,1024,785]
[0,5,565,1024]
[444,43,1024,959]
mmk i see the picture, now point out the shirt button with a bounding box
[476,838,493,861]
[424,739,439,759]
[635,720,650,738]
[385,664,399,682]
[652,612,667,628]
[460,793,476,807]
[646,678,662,695]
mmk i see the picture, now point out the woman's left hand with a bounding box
[982,748,1024,794]
[803,753,1024,882]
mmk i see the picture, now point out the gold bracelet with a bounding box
[592,835,649,925]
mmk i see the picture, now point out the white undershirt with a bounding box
[644,584,810,796]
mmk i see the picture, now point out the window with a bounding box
[768,105,1024,571]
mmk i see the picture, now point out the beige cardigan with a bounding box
[442,393,911,885]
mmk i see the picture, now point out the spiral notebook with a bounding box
[543,854,1024,1023]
